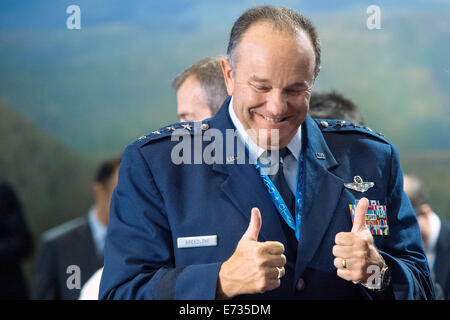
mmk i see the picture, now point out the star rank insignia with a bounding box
[349,199,389,235]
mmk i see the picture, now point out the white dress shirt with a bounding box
[79,267,103,300]
[88,206,107,256]
[425,211,441,269]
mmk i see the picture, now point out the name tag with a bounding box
[177,235,218,248]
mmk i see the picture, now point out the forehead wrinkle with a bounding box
[249,74,311,90]
[249,75,270,83]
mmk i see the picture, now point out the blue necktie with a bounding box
[268,148,295,217]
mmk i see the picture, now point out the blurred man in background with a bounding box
[0,179,33,300]
[80,57,228,300]
[309,90,365,125]
[173,56,228,122]
[404,174,450,299]
[31,156,121,299]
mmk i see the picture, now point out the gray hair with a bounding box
[172,57,228,114]
[226,5,321,75]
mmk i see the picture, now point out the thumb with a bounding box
[242,207,262,241]
[351,197,369,233]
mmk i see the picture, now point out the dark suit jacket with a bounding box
[100,97,434,300]
[0,180,33,300]
[435,219,450,299]
[31,215,103,300]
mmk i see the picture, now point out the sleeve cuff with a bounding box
[377,251,416,299]
[173,262,223,300]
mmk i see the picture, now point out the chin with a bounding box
[263,133,291,149]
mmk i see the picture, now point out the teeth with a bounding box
[263,115,283,122]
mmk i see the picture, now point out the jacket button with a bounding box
[296,278,305,291]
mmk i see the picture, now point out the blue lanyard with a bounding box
[245,144,304,241]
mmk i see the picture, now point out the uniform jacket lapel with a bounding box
[294,115,343,284]
[210,98,287,244]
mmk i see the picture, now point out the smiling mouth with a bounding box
[255,112,288,123]
[263,115,284,122]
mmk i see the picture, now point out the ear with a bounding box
[220,57,234,96]
[314,65,321,80]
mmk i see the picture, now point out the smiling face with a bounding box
[222,21,318,149]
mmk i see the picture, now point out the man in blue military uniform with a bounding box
[99,6,434,300]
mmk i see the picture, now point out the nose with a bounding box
[265,89,287,116]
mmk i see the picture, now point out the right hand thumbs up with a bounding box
[242,208,262,241]
[216,207,287,299]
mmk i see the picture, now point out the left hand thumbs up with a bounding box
[333,197,384,284]
[351,197,369,233]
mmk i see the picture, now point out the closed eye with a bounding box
[250,82,271,92]
[285,89,303,96]
[254,86,270,92]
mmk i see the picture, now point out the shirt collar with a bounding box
[88,206,107,254]
[228,96,302,161]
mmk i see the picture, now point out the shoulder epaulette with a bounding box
[314,118,389,143]
[134,121,212,147]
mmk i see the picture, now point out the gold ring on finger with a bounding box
[276,267,282,279]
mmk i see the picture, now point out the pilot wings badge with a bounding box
[344,176,374,193]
